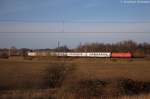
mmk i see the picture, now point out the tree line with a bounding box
[0,40,150,58]
[74,40,150,57]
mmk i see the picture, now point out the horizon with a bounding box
[0,39,150,49]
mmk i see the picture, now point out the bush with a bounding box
[72,79,108,97]
[44,62,75,88]
[63,78,150,98]
[118,78,150,95]
[0,53,9,59]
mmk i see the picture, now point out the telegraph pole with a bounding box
[57,40,60,52]
[62,20,64,33]
[8,48,11,57]
[79,42,82,47]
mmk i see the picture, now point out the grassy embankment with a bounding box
[0,58,150,98]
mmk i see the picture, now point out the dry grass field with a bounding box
[0,58,150,99]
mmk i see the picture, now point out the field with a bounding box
[0,58,150,98]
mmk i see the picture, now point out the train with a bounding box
[27,51,132,58]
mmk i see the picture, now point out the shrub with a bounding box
[118,78,150,95]
[73,79,107,97]
[44,62,75,88]
[0,53,9,59]
[62,78,150,98]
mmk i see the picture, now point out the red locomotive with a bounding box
[111,52,132,58]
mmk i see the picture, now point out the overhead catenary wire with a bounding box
[0,20,150,33]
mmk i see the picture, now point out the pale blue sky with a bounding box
[0,0,150,48]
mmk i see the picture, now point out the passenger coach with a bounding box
[27,51,132,58]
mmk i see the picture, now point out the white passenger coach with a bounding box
[28,52,111,58]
